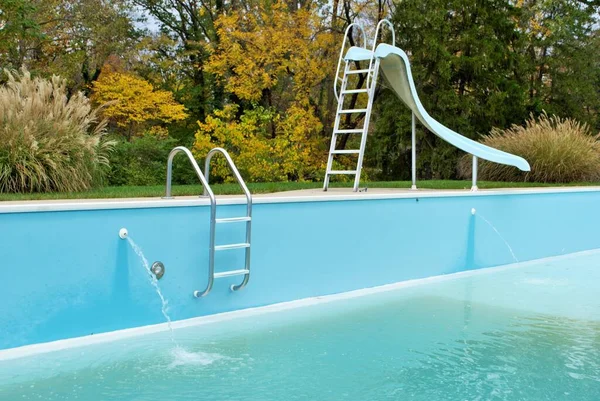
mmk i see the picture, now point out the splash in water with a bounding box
[476,213,519,263]
[168,346,226,369]
[126,237,228,367]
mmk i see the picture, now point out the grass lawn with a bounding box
[0,180,597,201]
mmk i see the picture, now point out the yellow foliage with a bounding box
[195,1,336,182]
[207,1,334,103]
[91,69,187,135]
[515,0,552,39]
[145,126,170,139]
[193,104,326,182]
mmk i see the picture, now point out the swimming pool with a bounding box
[1,188,600,399]
[1,249,599,400]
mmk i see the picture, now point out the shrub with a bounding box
[107,134,197,186]
[0,68,113,193]
[459,113,600,183]
[193,104,325,183]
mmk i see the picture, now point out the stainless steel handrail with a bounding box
[204,147,252,292]
[164,146,217,297]
[334,22,367,101]
[366,19,395,90]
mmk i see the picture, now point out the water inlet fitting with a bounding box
[119,228,128,239]
[151,261,165,280]
[471,208,476,215]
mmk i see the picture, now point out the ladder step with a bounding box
[216,217,251,224]
[331,149,360,154]
[214,269,250,279]
[334,129,364,134]
[328,170,357,175]
[346,69,371,74]
[341,89,369,94]
[215,243,250,251]
[339,108,368,114]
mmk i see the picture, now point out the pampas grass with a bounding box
[0,68,114,193]
[459,113,600,183]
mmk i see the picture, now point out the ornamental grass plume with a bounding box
[0,68,114,193]
[459,113,600,183]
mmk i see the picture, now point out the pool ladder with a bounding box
[165,146,252,298]
[324,20,395,192]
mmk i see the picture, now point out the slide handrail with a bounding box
[367,19,395,90]
[334,23,367,101]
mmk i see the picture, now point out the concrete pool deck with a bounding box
[1,186,600,214]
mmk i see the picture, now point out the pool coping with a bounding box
[0,186,599,214]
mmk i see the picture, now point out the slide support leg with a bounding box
[411,112,417,190]
[471,156,478,192]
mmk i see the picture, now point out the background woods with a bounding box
[0,0,599,191]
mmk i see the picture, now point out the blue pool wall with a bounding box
[1,189,599,350]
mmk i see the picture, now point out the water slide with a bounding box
[325,21,530,192]
[371,44,530,171]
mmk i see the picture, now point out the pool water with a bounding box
[1,251,599,400]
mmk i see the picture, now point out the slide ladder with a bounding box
[164,146,252,298]
[324,23,384,192]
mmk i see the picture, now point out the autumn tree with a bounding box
[131,0,223,120]
[192,1,335,182]
[91,68,188,139]
[0,0,137,93]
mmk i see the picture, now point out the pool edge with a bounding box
[2,186,600,214]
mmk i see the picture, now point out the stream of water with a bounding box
[476,213,519,262]
[126,237,219,366]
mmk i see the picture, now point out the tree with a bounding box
[367,0,599,180]
[91,68,188,139]
[516,0,600,131]
[193,1,335,181]
[0,0,41,68]
[0,0,137,93]
[131,0,222,119]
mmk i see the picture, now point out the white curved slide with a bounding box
[374,44,530,171]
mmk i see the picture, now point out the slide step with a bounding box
[331,149,360,154]
[216,217,251,224]
[334,128,363,134]
[339,108,368,114]
[328,170,357,175]
[215,243,250,251]
[346,69,371,74]
[214,269,249,279]
[341,89,368,94]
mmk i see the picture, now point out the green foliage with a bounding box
[107,135,196,186]
[459,113,600,183]
[1,180,587,201]
[367,0,600,180]
[0,0,41,65]
[0,69,113,193]
[0,0,137,93]
[1,0,599,189]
